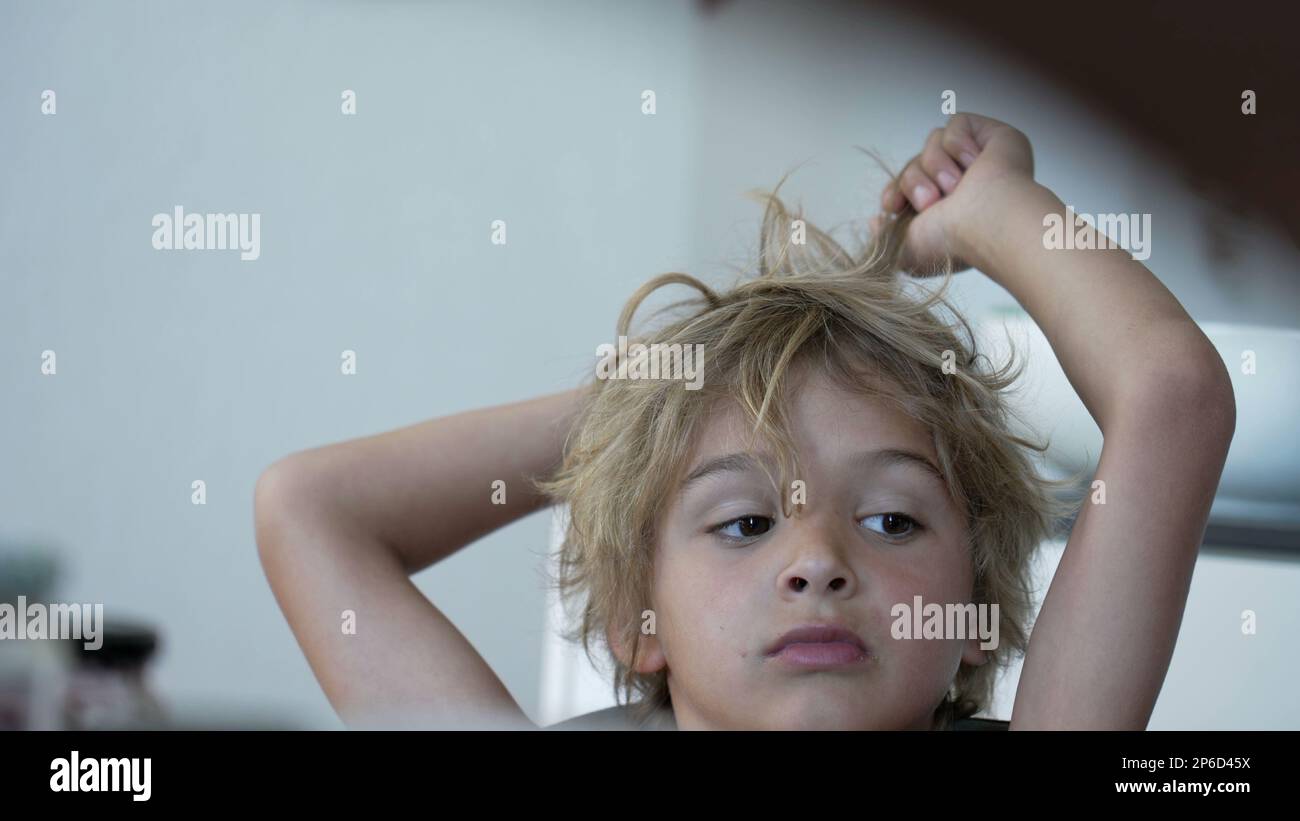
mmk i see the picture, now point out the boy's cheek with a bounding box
[880,632,964,692]
[880,551,976,607]
[658,550,740,608]
[657,577,756,657]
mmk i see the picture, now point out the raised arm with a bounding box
[884,113,1236,729]
[254,386,588,728]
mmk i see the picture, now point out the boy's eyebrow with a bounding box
[679,448,945,495]
[853,448,947,488]
[679,453,772,494]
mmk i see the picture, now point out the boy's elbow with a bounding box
[1147,341,1237,445]
[254,457,316,554]
[1187,342,1236,441]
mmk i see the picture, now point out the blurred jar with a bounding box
[0,548,69,730]
[64,621,168,730]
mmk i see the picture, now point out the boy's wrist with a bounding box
[956,178,1061,277]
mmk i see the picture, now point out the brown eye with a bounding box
[714,515,773,541]
[882,513,911,535]
[861,513,920,539]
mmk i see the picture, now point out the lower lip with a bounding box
[768,642,870,668]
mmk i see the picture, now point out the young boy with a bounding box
[254,113,1235,730]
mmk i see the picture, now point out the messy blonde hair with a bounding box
[536,161,1081,730]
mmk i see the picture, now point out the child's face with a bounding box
[635,364,987,729]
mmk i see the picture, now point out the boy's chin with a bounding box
[757,700,903,731]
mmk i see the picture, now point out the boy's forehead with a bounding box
[688,371,938,473]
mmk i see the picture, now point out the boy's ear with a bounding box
[961,636,991,668]
[606,618,667,675]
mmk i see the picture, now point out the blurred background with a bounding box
[1,0,1296,730]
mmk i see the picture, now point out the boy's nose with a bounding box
[782,570,851,595]
[774,527,860,598]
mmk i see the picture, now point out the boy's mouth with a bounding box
[764,624,872,668]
